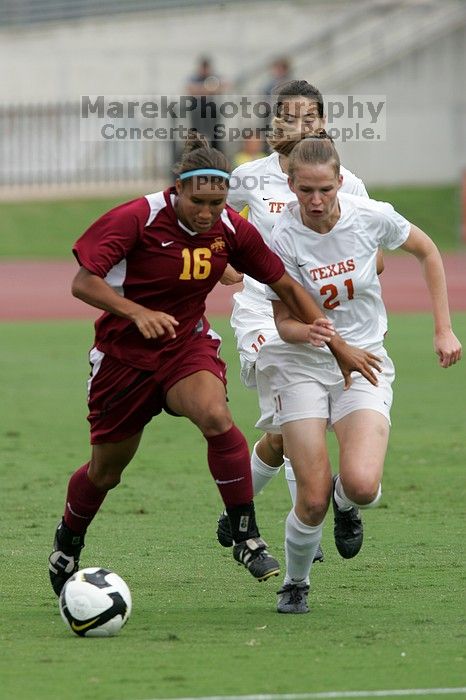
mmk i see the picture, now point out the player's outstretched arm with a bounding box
[271,286,382,389]
[269,272,330,326]
[400,225,462,368]
[271,297,333,345]
[326,335,382,389]
[71,266,179,340]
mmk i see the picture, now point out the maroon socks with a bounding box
[63,463,107,535]
[205,425,254,507]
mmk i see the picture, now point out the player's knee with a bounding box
[297,496,329,525]
[88,458,127,491]
[102,474,122,490]
[344,477,381,507]
[89,469,122,491]
[195,403,232,436]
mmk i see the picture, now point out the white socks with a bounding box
[284,509,323,586]
[251,442,282,495]
[334,474,382,511]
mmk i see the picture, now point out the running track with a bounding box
[0,254,464,321]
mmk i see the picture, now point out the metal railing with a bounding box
[0,98,260,189]
[0,102,178,187]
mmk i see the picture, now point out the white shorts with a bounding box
[230,292,278,389]
[255,348,395,432]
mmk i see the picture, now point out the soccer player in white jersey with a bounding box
[217,80,381,559]
[260,135,461,613]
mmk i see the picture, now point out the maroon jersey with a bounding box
[73,187,285,369]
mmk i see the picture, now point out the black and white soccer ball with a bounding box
[59,567,132,637]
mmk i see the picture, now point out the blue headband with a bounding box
[178,168,230,180]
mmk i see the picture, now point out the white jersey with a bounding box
[265,193,411,373]
[227,151,369,312]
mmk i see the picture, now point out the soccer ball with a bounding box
[59,567,132,637]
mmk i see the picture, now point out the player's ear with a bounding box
[175,179,183,195]
[288,176,296,194]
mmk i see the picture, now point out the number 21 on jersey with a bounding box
[321,278,354,310]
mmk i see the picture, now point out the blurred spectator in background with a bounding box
[262,56,293,96]
[260,57,294,148]
[233,133,267,168]
[185,56,229,152]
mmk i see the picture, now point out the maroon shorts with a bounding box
[87,333,227,444]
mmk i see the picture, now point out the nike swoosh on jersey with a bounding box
[262,197,273,201]
[71,617,100,632]
[161,241,174,247]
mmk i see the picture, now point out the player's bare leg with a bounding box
[332,409,389,558]
[277,418,330,613]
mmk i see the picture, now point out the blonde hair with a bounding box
[287,133,340,180]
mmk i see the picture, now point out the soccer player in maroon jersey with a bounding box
[48,132,380,599]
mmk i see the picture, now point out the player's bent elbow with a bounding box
[71,279,82,299]
[71,278,86,300]
[71,267,94,300]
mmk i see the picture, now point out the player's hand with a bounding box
[434,330,462,368]
[307,317,335,346]
[220,264,243,286]
[131,309,179,339]
[328,337,382,389]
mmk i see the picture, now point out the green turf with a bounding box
[0,184,463,259]
[368,185,462,251]
[0,196,126,259]
[0,315,465,700]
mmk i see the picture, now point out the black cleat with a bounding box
[48,520,85,596]
[233,537,280,582]
[332,475,363,559]
[277,583,310,614]
[216,511,233,547]
[217,510,325,562]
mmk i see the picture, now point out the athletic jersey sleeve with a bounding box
[227,214,285,284]
[72,198,150,277]
[226,163,250,212]
[340,166,369,198]
[349,177,368,198]
[365,200,411,250]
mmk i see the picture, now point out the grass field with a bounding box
[0,184,463,259]
[1,314,465,700]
